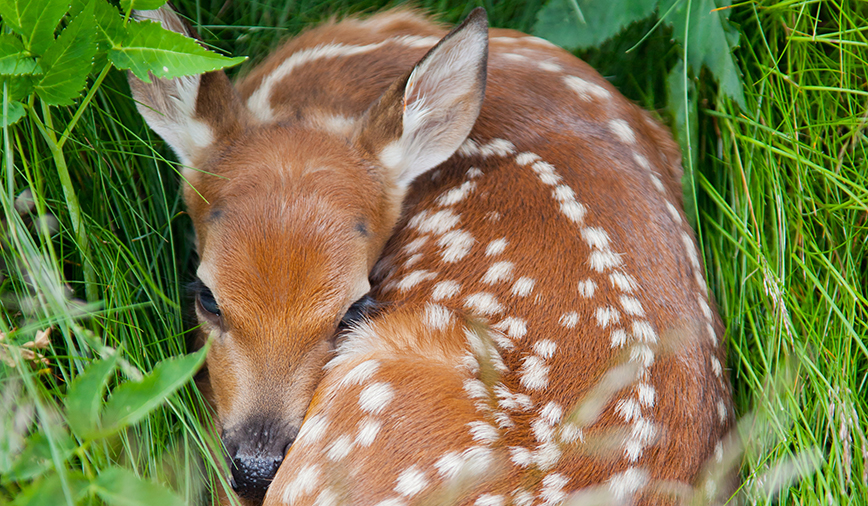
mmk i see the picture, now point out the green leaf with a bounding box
[93,467,186,506]
[4,429,77,482]
[10,470,89,506]
[0,35,41,75]
[34,1,98,106]
[70,0,126,49]
[98,343,208,436]
[666,60,699,227]
[662,0,746,108]
[109,19,246,82]
[532,0,656,50]
[64,353,119,439]
[0,0,69,54]
[1,99,26,127]
[120,0,169,13]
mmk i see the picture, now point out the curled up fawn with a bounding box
[129,5,735,505]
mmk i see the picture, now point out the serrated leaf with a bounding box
[34,2,97,106]
[98,344,208,436]
[0,35,41,75]
[70,0,126,49]
[0,0,69,54]
[110,19,246,82]
[662,0,746,108]
[4,429,77,482]
[120,0,169,12]
[10,470,88,506]
[93,467,186,506]
[532,0,656,50]
[64,353,119,439]
[666,60,699,228]
[1,100,26,127]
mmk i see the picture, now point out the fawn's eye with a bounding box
[196,283,221,317]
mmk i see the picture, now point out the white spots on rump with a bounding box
[511,277,535,297]
[485,238,508,256]
[359,382,395,415]
[282,463,321,505]
[482,261,514,284]
[563,75,612,101]
[438,229,475,262]
[431,280,461,301]
[394,466,429,497]
[464,292,504,316]
[608,118,636,144]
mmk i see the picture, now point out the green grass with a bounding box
[1,0,866,504]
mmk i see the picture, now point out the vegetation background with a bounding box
[1,0,865,504]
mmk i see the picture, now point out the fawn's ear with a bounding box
[357,8,488,189]
[128,6,248,166]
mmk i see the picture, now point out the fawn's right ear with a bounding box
[128,6,248,166]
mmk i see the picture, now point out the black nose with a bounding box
[224,419,298,503]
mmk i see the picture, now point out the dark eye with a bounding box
[196,283,221,317]
[339,293,379,330]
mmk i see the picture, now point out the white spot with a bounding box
[633,152,651,170]
[295,414,329,446]
[707,322,717,344]
[589,249,622,271]
[558,423,583,444]
[457,138,480,157]
[281,464,321,505]
[715,441,724,462]
[538,61,562,72]
[378,140,404,170]
[540,402,563,425]
[434,451,464,480]
[464,378,489,400]
[638,383,656,407]
[438,229,475,262]
[578,279,597,298]
[717,400,728,422]
[649,173,666,193]
[560,200,586,223]
[611,328,628,348]
[468,421,499,444]
[699,297,712,319]
[482,261,514,284]
[711,356,722,377]
[396,270,438,292]
[595,306,621,328]
[511,277,535,297]
[666,201,682,224]
[464,292,504,315]
[502,52,528,62]
[540,473,570,505]
[607,467,649,501]
[423,303,453,330]
[409,209,460,234]
[437,180,477,206]
[474,494,504,506]
[632,321,658,343]
[512,489,534,506]
[337,360,380,390]
[533,441,562,470]
[630,344,655,368]
[509,446,532,467]
[395,466,429,497]
[403,236,429,254]
[162,66,169,72]
[559,311,579,328]
[356,417,381,447]
[552,184,576,202]
[609,119,636,144]
[316,113,357,136]
[515,152,541,166]
[485,238,508,256]
[581,227,610,250]
[531,417,555,443]
[479,138,516,158]
[359,382,395,415]
[466,167,484,178]
[534,339,557,359]
[616,398,641,422]
[620,295,645,316]
[431,280,461,301]
[494,411,514,429]
[314,488,339,506]
[563,75,612,101]
[373,498,406,506]
[519,355,549,390]
[682,231,701,270]
[492,317,527,340]
[326,434,354,461]
[609,271,637,292]
[403,253,423,268]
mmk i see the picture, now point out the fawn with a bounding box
[130,5,734,505]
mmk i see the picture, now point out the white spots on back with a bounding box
[540,473,570,505]
[282,463,321,505]
[409,209,460,234]
[531,160,563,187]
[595,306,621,328]
[438,229,475,262]
[534,339,557,359]
[666,201,682,224]
[485,238,508,256]
[509,446,533,467]
[436,180,477,206]
[563,75,612,101]
[423,303,453,330]
[620,295,645,317]
[578,279,597,298]
[474,494,504,506]
[609,271,637,292]
[482,261,514,284]
[559,311,579,328]
[359,382,395,415]
[515,152,540,166]
[538,61,562,72]
[431,280,461,301]
[457,138,516,158]
[493,316,527,340]
[520,340,557,391]
[394,466,429,497]
[468,421,500,444]
[395,270,438,292]
[609,119,636,144]
[337,360,380,390]
[325,434,354,461]
[607,467,649,501]
[581,227,610,250]
[464,292,504,316]
[511,277,536,297]
[356,417,381,447]
[295,414,329,447]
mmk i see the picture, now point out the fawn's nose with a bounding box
[223,419,298,503]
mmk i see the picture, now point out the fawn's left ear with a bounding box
[356,8,489,189]
[128,5,249,167]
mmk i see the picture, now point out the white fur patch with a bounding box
[485,238,508,256]
[423,303,453,331]
[609,119,636,144]
[395,466,429,497]
[432,280,461,300]
[482,261,514,284]
[563,75,612,101]
[359,382,395,415]
[438,229,475,262]
[464,292,504,315]
[511,277,536,297]
[356,417,382,447]
[409,209,460,234]
[281,464,321,504]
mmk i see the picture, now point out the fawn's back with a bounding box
[129,7,733,505]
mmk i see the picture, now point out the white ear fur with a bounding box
[381,9,489,188]
[128,7,215,166]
